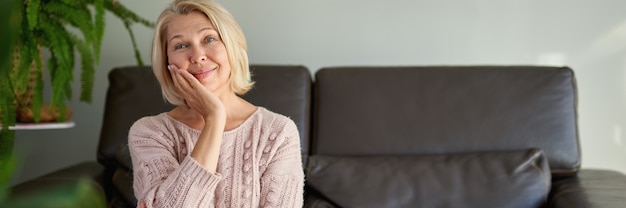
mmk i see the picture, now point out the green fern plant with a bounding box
[8,0,154,121]
[1,0,154,203]
[1,2,153,129]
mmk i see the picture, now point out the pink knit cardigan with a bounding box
[129,107,304,207]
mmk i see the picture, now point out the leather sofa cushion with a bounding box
[306,148,551,208]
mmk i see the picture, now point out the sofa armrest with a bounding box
[9,161,105,200]
[6,161,106,207]
[549,169,626,208]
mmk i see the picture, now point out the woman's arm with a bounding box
[259,120,305,207]
[169,64,226,172]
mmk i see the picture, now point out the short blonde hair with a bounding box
[152,0,253,105]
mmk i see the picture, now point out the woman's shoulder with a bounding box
[253,107,298,135]
[129,113,177,138]
[256,107,295,126]
[131,113,169,128]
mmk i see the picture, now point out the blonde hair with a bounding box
[152,0,253,105]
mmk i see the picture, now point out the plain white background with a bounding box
[12,0,626,184]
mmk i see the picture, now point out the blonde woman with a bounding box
[128,0,304,207]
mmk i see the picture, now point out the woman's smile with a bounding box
[191,67,216,80]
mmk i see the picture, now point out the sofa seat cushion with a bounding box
[306,148,551,208]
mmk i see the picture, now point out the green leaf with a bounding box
[39,19,76,103]
[31,61,44,123]
[74,38,95,103]
[124,21,144,66]
[25,0,40,31]
[12,42,32,95]
[106,0,155,65]
[47,55,66,112]
[106,0,155,27]
[43,1,95,47]
[93,0,105,64]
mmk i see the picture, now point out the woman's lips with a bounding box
[191,67,216,80]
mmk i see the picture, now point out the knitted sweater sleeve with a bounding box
[128,117,221,208]
[259,119,305,207]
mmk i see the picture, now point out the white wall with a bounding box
[12,0,626,184]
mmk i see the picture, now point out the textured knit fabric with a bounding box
[128,107,304,208]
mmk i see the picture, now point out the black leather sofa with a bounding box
[9,65,626,207]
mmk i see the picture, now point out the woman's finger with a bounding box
[176,67,206,90]
[169,65,192,93]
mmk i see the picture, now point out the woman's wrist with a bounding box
[204,111,226,126]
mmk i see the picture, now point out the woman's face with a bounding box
[166,12,231,94]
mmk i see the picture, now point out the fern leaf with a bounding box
[106,0,154,65]
[0,65,17,160]
[45,52,70,122]
[93,0,105,64]
[31,62,44,123]
[106,1,155,32]
[72,38,95,103]
[13,42,32,94]
[43,36,72,122]
[43,1,94,47]
[1,65,17,126]
[59,0,84,7]
[124,21,144,66]
[38,20,74,77]
[64,71,72,101]
[47,55,67,111]
[25,0,40,30]
[12,17,38,95]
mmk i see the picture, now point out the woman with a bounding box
[128,0,304,207]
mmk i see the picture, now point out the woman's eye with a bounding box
[174,44,186,50]
[205,37,215,43]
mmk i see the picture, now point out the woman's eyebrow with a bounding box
[169,27,216,43]
[198,27,218,35]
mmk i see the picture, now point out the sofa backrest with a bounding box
[97,65,311,206]
[312,66,580,174]
[242,65,313,164]
[98,66,174,169]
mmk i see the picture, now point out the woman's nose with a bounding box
[190,47,207,64]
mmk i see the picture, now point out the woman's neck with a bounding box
[169,93,256,131]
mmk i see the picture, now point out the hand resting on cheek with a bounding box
[168,64,226,121]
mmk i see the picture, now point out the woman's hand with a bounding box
[169,64,225,172]
[168,64,226,122]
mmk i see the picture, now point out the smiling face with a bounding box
[166,11,231,95]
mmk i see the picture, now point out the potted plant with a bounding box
[0,0,154,205]
[6,0,154,124]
